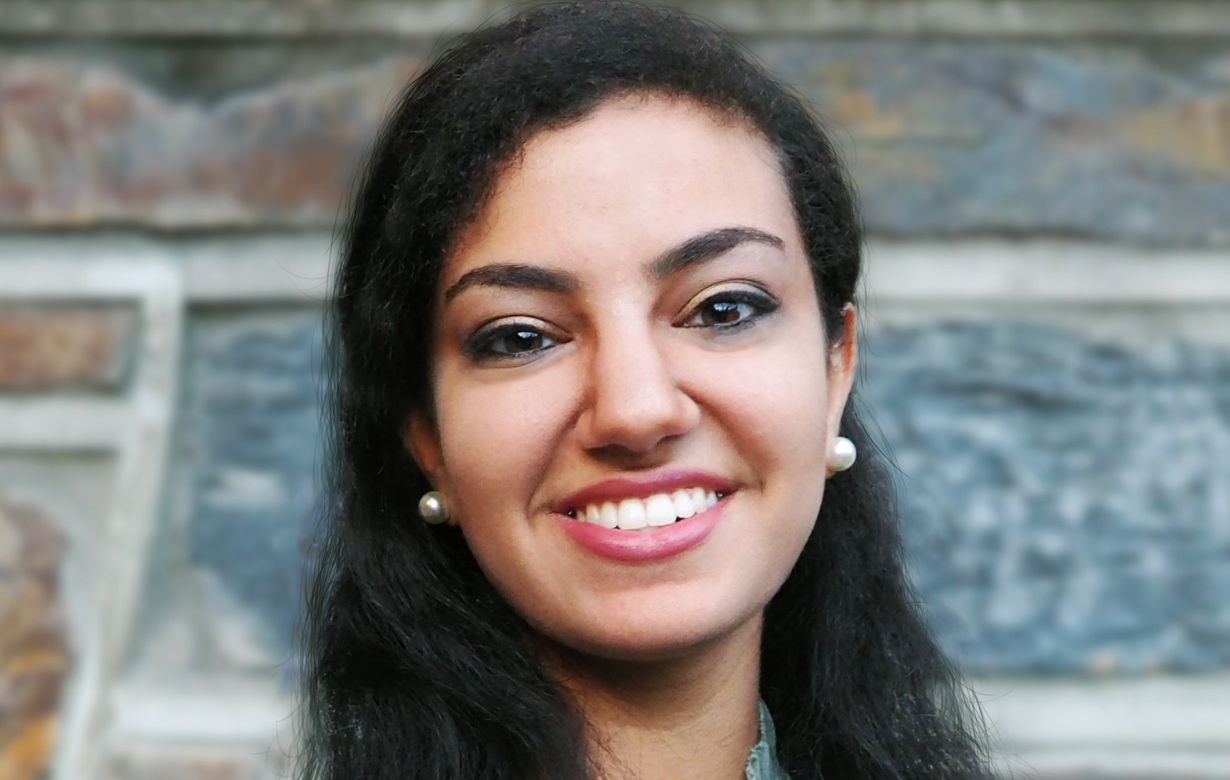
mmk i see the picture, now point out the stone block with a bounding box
[103,746,270,780]
[865,322,1230,672]
[0,57,418,228]
[0,303,135,391]
[760,41,1230,245]
[0,495,70,780]
[164,309,324,671]
[3,0,1230,38]
[2,41,1229,244]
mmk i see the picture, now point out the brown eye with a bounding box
[465,322,559,363]
[700,300,752,327]
[682,290,779,332]
[495,329,548,354]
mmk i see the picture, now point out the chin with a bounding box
[544,601,760,664]
[575,631,714,664]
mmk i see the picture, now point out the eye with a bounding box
[681,288,779,333]
[464,321,560,363]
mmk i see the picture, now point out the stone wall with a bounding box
[1,1,1228,777]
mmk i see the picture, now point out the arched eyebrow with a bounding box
[648,226,784,278]
[442,225,784,304]
[443,263,575,304]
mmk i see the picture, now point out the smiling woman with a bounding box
[297,3,990,779]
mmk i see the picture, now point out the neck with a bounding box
[540,615,764,780]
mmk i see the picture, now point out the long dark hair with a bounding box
[297,3,990,778]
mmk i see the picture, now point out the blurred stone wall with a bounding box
[1,1,1228,777]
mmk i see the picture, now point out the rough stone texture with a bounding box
[865,322,1230,673]
[171,309,324,670]
[3,41,1230,243]
[4,0,1230,39]
[761,41,1230,246]
[0,304,135,391]
[169,312,1230,674]
[0,56,417,227]
[0,496,70,780]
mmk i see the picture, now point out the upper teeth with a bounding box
[570,488,721,530]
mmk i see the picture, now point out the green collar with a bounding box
[745,700,789,779]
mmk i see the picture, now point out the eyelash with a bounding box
[463,288,779,364]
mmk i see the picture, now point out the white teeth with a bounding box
[645,494,677,527]
[671,489,696,519]
[616,498,648,530]
[598,501,619,529]
[570,487,728,531]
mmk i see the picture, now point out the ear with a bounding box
[404,409,449,494]
[825,303,858,438]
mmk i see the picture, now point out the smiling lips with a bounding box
[567,488,722,530]
[553,471,734,562]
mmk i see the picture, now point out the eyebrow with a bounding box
[649,226,784,278]
[442,226,785,304]
[443,263,576,304]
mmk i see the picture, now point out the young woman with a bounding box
[298,3,990,778]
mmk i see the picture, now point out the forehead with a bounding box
[442,94,803,284]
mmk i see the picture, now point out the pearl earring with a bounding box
[418,491,450,525]
[828,436,856,472]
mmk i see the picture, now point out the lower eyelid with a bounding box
[710,311,770,334]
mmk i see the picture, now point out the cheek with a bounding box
[434,361,575,520]
[705,332,832,476]
[700,328,832,571]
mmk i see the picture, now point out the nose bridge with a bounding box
[581,311,694,452]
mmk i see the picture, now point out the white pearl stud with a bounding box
[828,436,857,472]
[418,491,449,525]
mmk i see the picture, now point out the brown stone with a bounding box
[0,57,420,228]
[0,496,70,780]
[0,304,135,391]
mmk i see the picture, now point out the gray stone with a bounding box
[3,0,1230,38]
[175,309,324,669]
[865,322,1230,673]
[761,41,1230,245]
[103,745,270,780]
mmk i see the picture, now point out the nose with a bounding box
[576,323,700,456]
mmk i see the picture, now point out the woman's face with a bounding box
[408,95,856,662]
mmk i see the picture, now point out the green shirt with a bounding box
[745,700,789,780]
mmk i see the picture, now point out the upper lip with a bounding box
[552,469,737,514]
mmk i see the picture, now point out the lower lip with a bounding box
[556,496,728,563]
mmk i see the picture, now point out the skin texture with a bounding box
[407,94,857,778]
